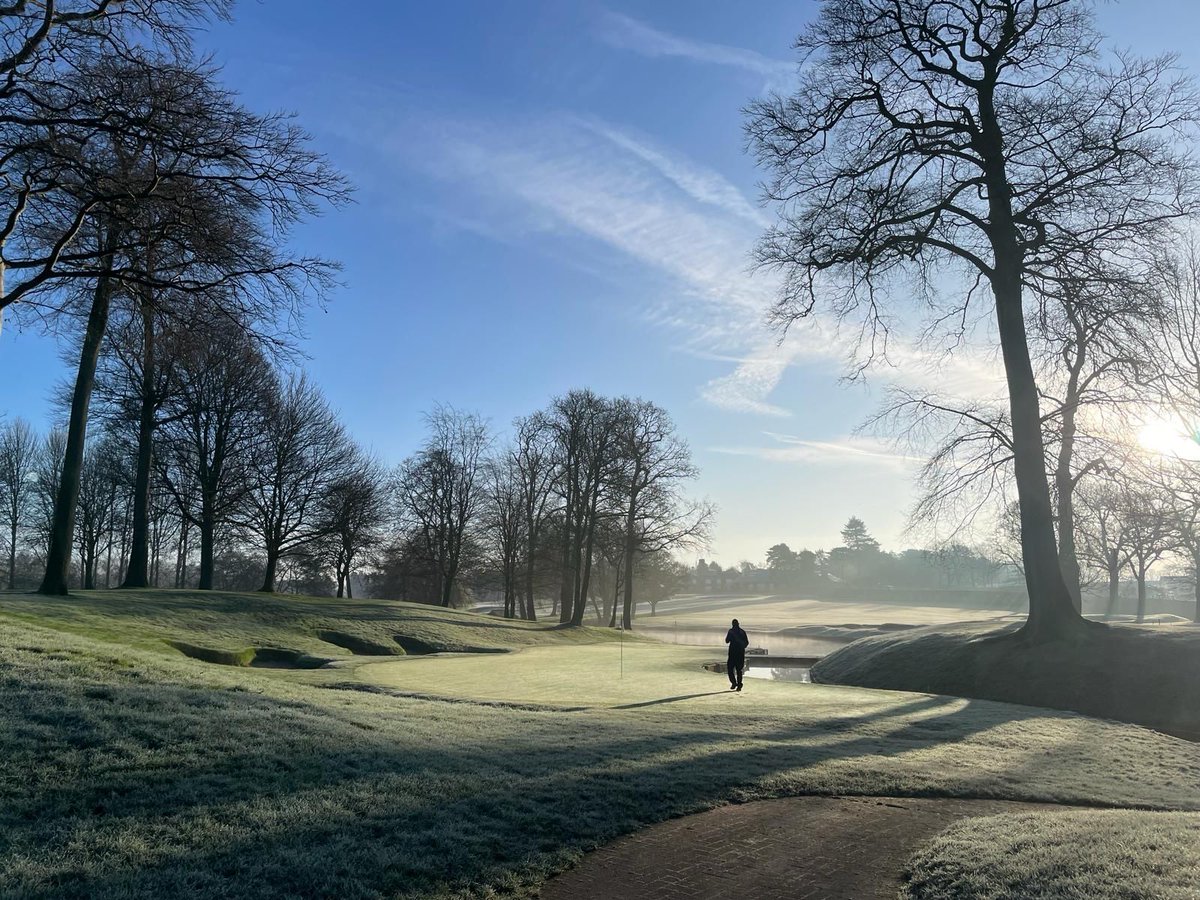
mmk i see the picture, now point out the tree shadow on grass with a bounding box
[1,642,1189,900]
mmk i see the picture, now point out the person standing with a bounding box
[725,618,749,691]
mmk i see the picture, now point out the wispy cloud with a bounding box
[595,10,794,90]
[712,432,923,470]
[371,102,1005,417]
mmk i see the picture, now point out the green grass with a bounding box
[812,620,1200,739]
[0,588,622,668]
[902,810,1200,899]
[2,589,1200,898]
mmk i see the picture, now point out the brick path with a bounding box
[540,795,1050,900]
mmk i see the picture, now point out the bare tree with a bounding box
[394,408,489,608]
[512,414,556,620]
[318,449,387,599]
[482,448,526,619]
[238,373,350,593]
[0,417,38,588]
[1116,479,1177,623]
[0,1,232,333]
[31,49,347,595]
[545,390,622,626]
[157,323,272,590]
[747,0,1199,640]
[612,399,712,630]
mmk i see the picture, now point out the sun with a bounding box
[1136,417,1200,460]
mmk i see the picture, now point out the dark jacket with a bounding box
[725,626,749,657]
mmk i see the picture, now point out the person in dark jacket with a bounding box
[725,618,749,691]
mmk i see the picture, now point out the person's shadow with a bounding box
[611,691,734,710]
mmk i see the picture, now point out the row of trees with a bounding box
[0,387,711,627]
[377,392,711,628]
[0,1,348,596]
[758,518,1007,591]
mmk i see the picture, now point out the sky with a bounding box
[1,0,1198,566]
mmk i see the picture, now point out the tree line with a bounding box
[0,387,711,628]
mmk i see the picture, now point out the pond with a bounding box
[640,623,848,659]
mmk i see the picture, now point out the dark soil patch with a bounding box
[318,630,404,657]
[393,634,508,655]
[168,640,330,669]
[249,647,330,669]
[167,640,255,667]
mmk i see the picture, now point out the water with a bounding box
[745,665,811,682]
[639,623,846,659]
[650,624,846,683]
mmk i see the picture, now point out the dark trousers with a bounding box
[728,652,745,686]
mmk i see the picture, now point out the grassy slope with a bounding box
[2,590,1200,898]
[902,810,1200,900]
[0,588,621,664]
[812,621,1200,739]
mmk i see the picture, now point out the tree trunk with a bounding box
[38,255,116,596]
[621,531,636,631]
[122,305,157,588]
[1107,562,1120,616]
[1054,442,1082,611]
[198,508,215,590]
[1194,556,1200,624]
[523,551,537,622]
[1136,570,1147,624]
[979,92,1080,641]
[1193,556,1200,624]
[558,526,574,624]
[8,518,16,589]
[260,547,278,593]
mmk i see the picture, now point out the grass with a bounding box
[647,593,1017,629]
[2,589,1200,897]
[0,588,622,667]
[902,810,1200,899]
[812,620,1200,739]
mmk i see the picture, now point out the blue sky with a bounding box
[1,0,1197,564]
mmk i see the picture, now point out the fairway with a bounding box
[645,594,1018,630]
[3,590,1200,899]
[357,643,754,708]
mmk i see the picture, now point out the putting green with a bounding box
[355,643,767,708]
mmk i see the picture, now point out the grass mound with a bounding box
[317,629,404,656]
[0,588,624,668]
[902,809,1200,899]
[812,621,1200,738]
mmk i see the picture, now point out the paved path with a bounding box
[541,795,1050,900]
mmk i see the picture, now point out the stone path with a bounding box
[540,795,1050,900]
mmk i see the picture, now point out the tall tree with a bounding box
[612,399,711,630]
[157,323,272,590]
[0,0,231,331]
[318,449,387,599]
[32,51,346,595]
[746,0,1199,640]
[0,417,38,588]
[512,413,556,621]
[394,408,489,608]
[239,373,350,593]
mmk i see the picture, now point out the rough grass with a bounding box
[812,621,1200,739]
[902,810,1200,899]
[0,588,622,668]
[3,591,1200,897]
